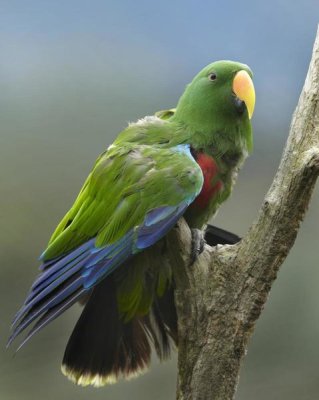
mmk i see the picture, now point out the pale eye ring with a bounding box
[208,72,217,81]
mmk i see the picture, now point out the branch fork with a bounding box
[168,26,319,400]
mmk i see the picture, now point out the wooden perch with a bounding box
[166,27,319,400]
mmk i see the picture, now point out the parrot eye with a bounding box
[208,72,217,81]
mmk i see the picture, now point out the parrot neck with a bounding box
[171,110,253,156]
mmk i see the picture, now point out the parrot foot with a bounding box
[190,229,205,265]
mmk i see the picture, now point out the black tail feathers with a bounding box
[62,224,238,387]
[62,276,176,387]
[205,224,241,246]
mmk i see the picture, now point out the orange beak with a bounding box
[232,70,255,119]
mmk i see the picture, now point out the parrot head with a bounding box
[172,60,255,134]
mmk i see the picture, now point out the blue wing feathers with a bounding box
[136,203,188,249]
[144,205,178,226]
[15,288,87,352]
[9,202,190,348]
[8,276,84,347]
[29,253,91,300]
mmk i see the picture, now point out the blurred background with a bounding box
[1,1,319,399]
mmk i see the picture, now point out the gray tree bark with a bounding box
[167,27,319,400]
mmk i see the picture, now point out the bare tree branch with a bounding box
[167,26,319,400]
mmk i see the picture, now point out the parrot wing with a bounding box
[9,141,203,348]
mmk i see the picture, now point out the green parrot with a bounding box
[9,60,255,387]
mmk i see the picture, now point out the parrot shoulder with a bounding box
[43,127,202,260]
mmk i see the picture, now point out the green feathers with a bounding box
[43,116,203,261]
[11,60,256,388]
[45,60,255,261]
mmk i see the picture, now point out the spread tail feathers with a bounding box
[62,275,175,387]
